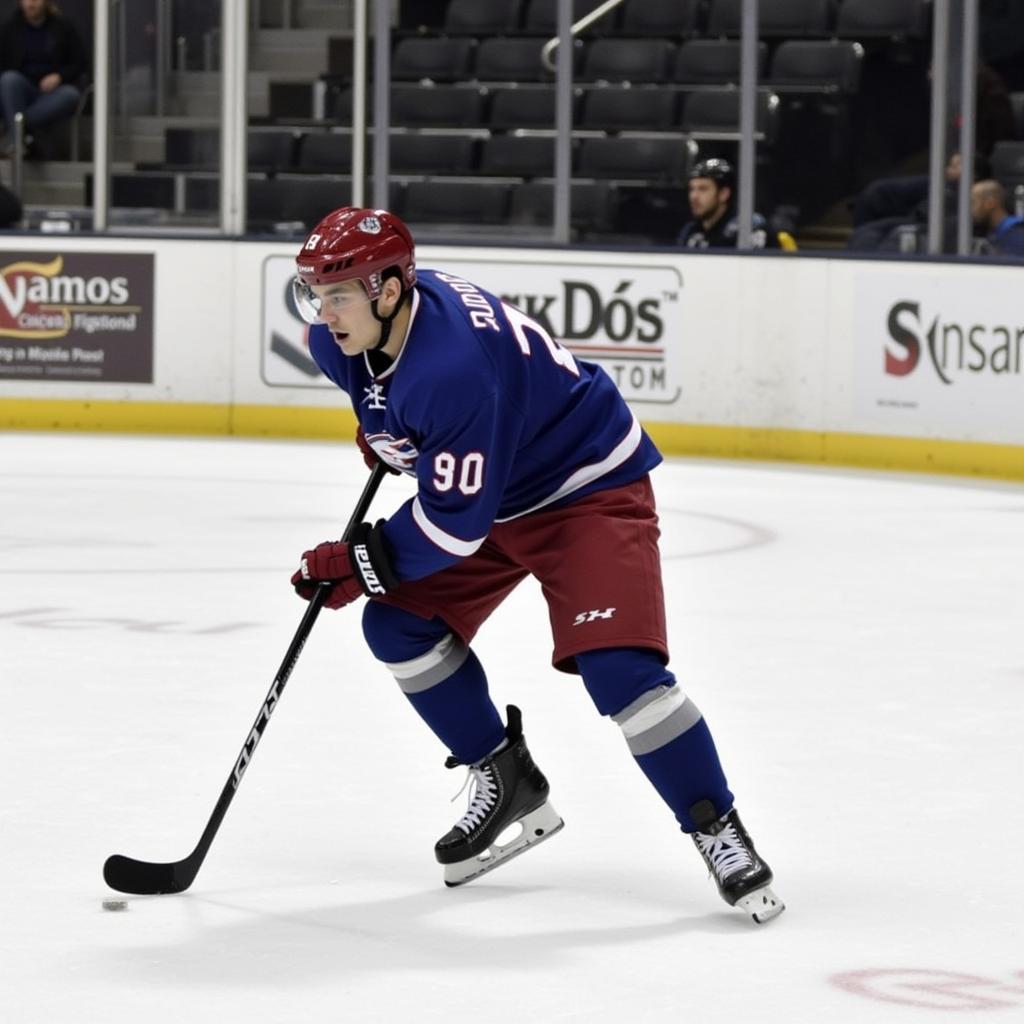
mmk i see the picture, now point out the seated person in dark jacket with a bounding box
[848,151,971,252]
[677,158,779,250]
[971,179,1024,257]
[0,0,87,152]
[847,62,1017,252]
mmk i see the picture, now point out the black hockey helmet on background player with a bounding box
[688,158,735,191]
[293,207,417,349]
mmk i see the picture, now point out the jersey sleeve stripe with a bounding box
[494,412,643,522]
[411,497,488,557]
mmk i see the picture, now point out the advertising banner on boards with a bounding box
[0,252,155,383]
[440,257,683,406]
[854,268,1024,439]
[260,253,683,406]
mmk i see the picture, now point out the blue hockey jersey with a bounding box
[308,268,662,582]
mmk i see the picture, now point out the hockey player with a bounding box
[290,207,783,923]
[677,158,780,250]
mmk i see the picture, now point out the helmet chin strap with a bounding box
[369,286,410,352]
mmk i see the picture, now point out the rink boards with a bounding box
[0,235,1021,480]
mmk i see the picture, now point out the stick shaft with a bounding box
[103,462,389,895]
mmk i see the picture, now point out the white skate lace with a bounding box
[450,765,499,835]
[695,823,753,880]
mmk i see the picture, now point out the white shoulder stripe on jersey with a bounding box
[412,497,487,557]
[494,412,644,523]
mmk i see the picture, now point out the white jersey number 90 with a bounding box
[433,451,485,495]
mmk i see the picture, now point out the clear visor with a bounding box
[291,277,373,325]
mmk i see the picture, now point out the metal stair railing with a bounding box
[541,0,628,73]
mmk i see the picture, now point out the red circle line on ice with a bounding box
[830,968,1024,1011]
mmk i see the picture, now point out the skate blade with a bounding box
[735,885,785,924]
[443,802,564,888]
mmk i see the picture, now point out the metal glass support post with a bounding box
[957,0,979,255]
[352,0,368,208]
[116,0,126,126]
[927,0,951,254]
[737,0,759,249]
[372,0,390,210]
[92,0,112,231]
[553,0,573,244]
[11,113,24,199]
[219,0,248,234]
[155,0,170,117]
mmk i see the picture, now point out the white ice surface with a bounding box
[1,433,1022,1022]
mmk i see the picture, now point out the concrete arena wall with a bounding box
[0,235,1021,481]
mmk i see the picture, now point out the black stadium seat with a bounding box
[404,180,510,224]
[391,37,475,82]
[85,171,175,209]
[580,87,677,131]
[507,180,618,233]
[489,86,565,129]
[390,133,478,175]
[475,37,557,82]
[479,134,558,177]
[245,177,405,231]
[680,90,780,143]
[297,132,353,172]
[674,40,767,85]
[835,0,927,40]
[767,41,864,94]
[578,134,693,181]
[991,141,1024,186]
[1009,92,1024,140]
[620,0,703,39]
[475,37,587,82]
[247,130,298,172]
[582,38,677,83]
[443,0,523,35]
[164,128,296,173]
[164,127,217,169]
[247,177,297,227]
[707,0,837,37]
[390,85,486,128]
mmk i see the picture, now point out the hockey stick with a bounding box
[103,462,389,895]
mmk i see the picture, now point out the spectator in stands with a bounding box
[0,0,87,157]
[847,151,990,252]
[677,158,779,250]
[848,60,1018,252]
[971,178,1024,256]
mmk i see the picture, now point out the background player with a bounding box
[289,207,784,923]
[677,158,780,250]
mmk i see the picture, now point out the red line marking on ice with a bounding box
[830,968,1024,1011]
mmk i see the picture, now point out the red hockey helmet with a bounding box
[293,207,416,323]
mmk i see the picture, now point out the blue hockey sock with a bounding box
[577,647,734,833]
[362,602,505,765]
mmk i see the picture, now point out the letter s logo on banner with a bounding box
[885,301,921,376]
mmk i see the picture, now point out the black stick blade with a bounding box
[103,853,197,895]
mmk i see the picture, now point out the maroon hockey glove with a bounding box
[356,425,399,475]
[291,521,400,610]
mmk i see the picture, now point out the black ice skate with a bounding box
[435,705,564,887]
[689,799,784,924]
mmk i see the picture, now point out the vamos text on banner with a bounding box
[0,252,155,383]
[260,254,683,405]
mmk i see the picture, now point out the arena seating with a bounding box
[110,0,962,244]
